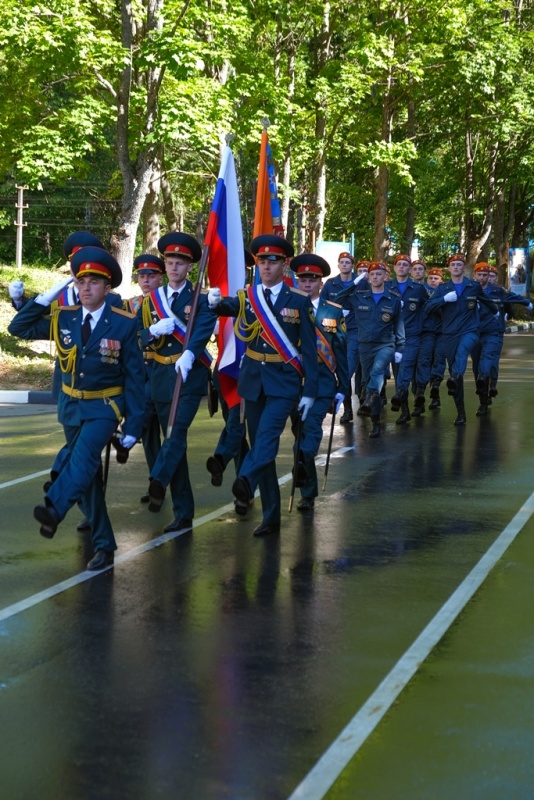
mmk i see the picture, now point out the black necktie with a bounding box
[264,287,275,313]
[81,313,92,346]
[170,290,179,312]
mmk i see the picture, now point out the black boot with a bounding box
[396,400,412,425]
[340,401,353,424]
[476,393,489,416]
[476,374,489,396]
[360,391,378,417]
[390,388,407,412]
[429,378,442,398]
[454,402,467,426]
[489,378,498,397]
[380,382,388,408]
[413,385,426,407]
[428,393,441,410]
[447,375,460,396]
[369,414,381,438]
[412,385,426,415]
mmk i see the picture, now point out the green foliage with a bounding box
[0,0,533,261]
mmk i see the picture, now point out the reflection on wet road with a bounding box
[2,333,534,799]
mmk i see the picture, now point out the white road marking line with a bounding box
[0,470,50,490]
[0,445,355,624]
[287,489,534,800]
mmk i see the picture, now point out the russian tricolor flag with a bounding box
[206,145,246,409]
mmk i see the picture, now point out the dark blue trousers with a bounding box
[47,417,118,553]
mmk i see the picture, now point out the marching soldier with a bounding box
[410,258,426,284]
[207,234,319,536]
[472,261,532,414]
[320,251,357,423]
[128,254,166,492]
[424,253,498,425]
[290,253,349,511]
[8,247,145,570]
[138,232,216,534]
[339,261,404,438]
[413,267,445,414]
[389,254,428,424]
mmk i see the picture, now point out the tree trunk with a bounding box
[308,1,331,246]
[373,68,394,260]
[465,139,499,270]
[161,148,178,231]
[281,48,296,234]
[143,159,161,252]
[402,99,416,253]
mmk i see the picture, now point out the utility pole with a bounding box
[15,186,28,269]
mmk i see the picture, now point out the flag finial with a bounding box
[261,116,271,131]
[225,132,235,145]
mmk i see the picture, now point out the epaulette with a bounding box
[112,306,136,319]
[57,304,81,311]
[200,288,208,295]
[290,286,308,296]
[326,300,342,309]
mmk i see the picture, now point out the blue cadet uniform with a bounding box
[212,234,319,537]
[44,232,121,533]
[127,254,166,481]
[138,232,216,534]
[8,247,145,570]
[470,262,532,415]
[338,261,405,438]
[289,254,349,511]
[413,268,447,414]
[424,254,498,425]
[320,252,358,422]
[389,265,428,424]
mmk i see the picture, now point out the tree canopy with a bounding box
[0,0,533,282]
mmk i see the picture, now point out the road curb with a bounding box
[0,390,55,405]
[505,321,534,333]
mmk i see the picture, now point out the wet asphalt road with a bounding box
[2,333,534,800]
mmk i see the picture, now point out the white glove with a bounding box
[120,434,137,449]
[394,352,403,363]
[353,272,367,286]
[528,303,533,312]
[504,313,509,321]
[335,392,344,413]
[443,291,458,303]
[175,349,195,382]
[208,288,222,309]
[35,276,72,306]
[400,300,404,308]
[297,396,314,421]
[9,280,24,299]
[149,318,175,337]
[342,309,350,317]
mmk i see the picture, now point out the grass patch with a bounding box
[0,263,62,390]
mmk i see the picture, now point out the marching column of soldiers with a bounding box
[8,234,532,566]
